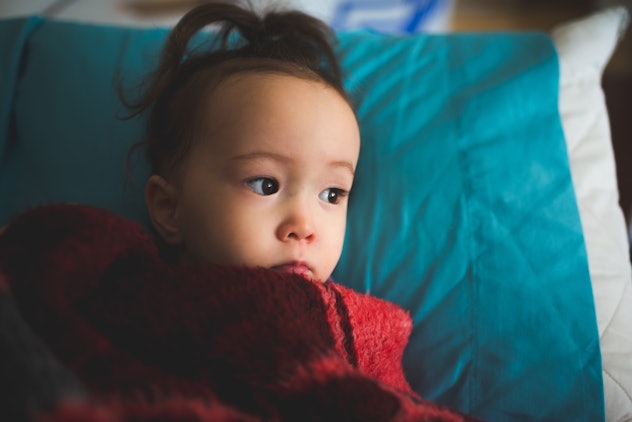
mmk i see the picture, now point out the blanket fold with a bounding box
[0,204,478,421]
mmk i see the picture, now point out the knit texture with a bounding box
[0,204,479,421]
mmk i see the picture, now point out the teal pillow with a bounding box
[0,17,603,421]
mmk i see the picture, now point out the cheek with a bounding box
[329,213,346,244]
[322,210,348,263]
[177,190,272,264]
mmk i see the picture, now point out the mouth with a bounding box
[270,262,313,278]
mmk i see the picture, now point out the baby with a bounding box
[127,2,360,284]
[0,2,480,421]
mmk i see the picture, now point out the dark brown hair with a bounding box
[123,0,350,180]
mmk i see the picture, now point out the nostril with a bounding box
[287,231,313,241]
[277,214,315,242]
[282,228,315,242]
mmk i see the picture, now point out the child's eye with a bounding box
[246,177,279,195]
[319,188,348,204]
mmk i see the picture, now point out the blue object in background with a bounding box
[330,0,451,33]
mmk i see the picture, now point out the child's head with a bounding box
[128,2,360,282]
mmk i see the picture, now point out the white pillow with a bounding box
[553,7,632,422]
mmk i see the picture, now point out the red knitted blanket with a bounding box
[0,204,479,421]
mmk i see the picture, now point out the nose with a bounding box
[276,201,316,243]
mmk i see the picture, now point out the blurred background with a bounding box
[1,0,631,228]
[453,0,632,233]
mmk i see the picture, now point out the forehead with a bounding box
[196,72,360,159]
[205,71,351,118]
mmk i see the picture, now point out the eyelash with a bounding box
[245,177,349,205]
[245,177,279,196]
[319,188,348,205]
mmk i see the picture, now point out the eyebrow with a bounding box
[232,152,355,176]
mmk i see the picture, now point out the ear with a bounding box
[145,174,182,245]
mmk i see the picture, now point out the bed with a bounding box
[0,4,631,421]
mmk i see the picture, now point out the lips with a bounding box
[270,262,312,278]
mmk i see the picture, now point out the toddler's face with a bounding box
[149,73,360,282]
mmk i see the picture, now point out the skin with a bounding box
[146,72,360,282]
